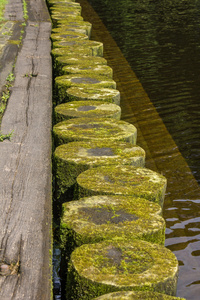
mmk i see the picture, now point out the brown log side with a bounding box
[0,0,52,299]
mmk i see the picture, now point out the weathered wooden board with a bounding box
[0,0,52,299]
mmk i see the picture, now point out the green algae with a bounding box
[66,239,178,299]
[93,290,186,300]
[66,87,120,105]
[54,100,121,122]
[53,117,137,146]
[53,140,145,199]
[76,165,167,208]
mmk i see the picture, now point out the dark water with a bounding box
[78,0,200,299]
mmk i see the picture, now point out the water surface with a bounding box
[79,0,200,298]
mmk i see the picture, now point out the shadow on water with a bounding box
[77,0,200,299]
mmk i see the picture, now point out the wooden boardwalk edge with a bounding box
[0,0,52,299]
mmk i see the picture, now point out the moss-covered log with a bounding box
[93,291,186,300]
[52,26,87,36]
[62,64,113,79]
[51,13,83,27]
[53,140,145,199]
[51,42,102,60]
[50,31,88,42]
[49,4,81,14]
[53,118,137,146]
[55,74,116,104]
[54,55,107,77]
[52,39,103,57]
[60,195,165,255]
[48,0,78,7]
[54,101,121,122]
[76,165,167,207]
[66,87,120,105]
[66,239,179,299]
[56,20,92,37]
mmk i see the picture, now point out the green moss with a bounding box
[66,87,120,105]
[53,118,137,146]
[93,290,186,300]
[56,20,92,37]
[62,64,113,79]
[54,55,107,77]
[51,14,83,27]
[47,0,80,8]
[50,5,81,14]
[66,239,178,299]
[53,140,145,199]
[54,74,116,104]
[51,47,95,61]
[52,39,103,57]
[60,194,165,256]
[76,165,167,208]
[50,31,88,42]
[54,101,121,122]
[52,26,87,37]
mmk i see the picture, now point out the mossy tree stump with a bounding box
[93,291,186,300]
[53,140,144,199]
[60,195,165,257]
[62,64,113,79]
[51,14,83,27]
[54,101,121,122]
[51,46,100,61]
[49,4,81,13]
[66,87,120,105]
[54,74,116,104]
[47,0,81,8]
[66,239,179,299]
[56,20,92,37]
[52,26,87,36]
[53,118,137,146]
[76,165,167,207]
[52,39,103,57]
[54,55,107,77]
[50,31,88,42]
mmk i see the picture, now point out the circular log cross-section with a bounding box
[53,118,137,146]
[52,26,87,36]
[51,45,99,61]
[54,101,121,122]
[50,31,88,42]
[52,39,103,57]
[76,165,167,207]
[55,74,116,104]
[60,194,165,255]
[54,55,107,77]
[93,291,186,300]
[66,87,120,105]
[66,239,179,299]
[54,140,145,199]
[51,14,83,27]
[56,20,92,37]
[48,0,81,10]
[62,64,113,79]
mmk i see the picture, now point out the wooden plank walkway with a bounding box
[0,0,52,299]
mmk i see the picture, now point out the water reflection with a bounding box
[79,0,200,298]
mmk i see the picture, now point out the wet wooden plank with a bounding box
[0,0,52,298]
